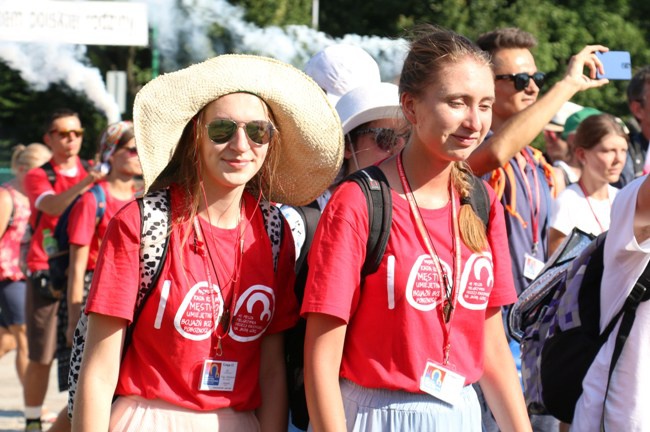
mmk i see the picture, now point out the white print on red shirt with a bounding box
[174,282,224,341]
[405,253,493,312]
[458,253,493,310]
[406,255,448,311]
[229,285,275,343]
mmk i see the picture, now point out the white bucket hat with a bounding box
[335,82,402,135]
[133,54,344,206]
[304,44,381,105]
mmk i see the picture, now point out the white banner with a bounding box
[0,1,148,46]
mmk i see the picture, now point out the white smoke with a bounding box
[0,0,407,122]
[0,41,121,123]
[149,0,408,80]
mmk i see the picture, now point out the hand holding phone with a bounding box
[596,51,632,80]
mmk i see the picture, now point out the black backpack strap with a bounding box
[293,205,321,273]
[346,166,393,277]
[600,260,650,430]
[468,174,490,229]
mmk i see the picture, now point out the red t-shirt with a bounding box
[67,181,133,271]
[24,158,88,271]
[85,185,298,411]
[301,179,516,390]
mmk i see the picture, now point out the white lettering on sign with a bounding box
[0,1,148,46]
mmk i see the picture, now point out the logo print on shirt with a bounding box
[406,254,448,311]
[229,285,275,342]
[174,281,223,341]
[458,252,493,310]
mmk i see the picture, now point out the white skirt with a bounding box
[109,395,260,432]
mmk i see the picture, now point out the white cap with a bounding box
[545,101,583,132]
[304,44,381,105]
[335,82,401,135]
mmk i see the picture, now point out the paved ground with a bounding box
[0,350,67,432]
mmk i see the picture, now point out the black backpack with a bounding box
[285,165,490,430]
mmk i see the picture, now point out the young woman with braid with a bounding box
[301,26,531,431]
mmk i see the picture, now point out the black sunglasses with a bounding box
[495,72,546,91]
[351,127,409,152]
[206,119,275,145]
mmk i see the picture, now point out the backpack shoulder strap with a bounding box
[346,165,393,277]
[293,205,321,273]
[120,188,171,357]
[80,159,92,173]
[32,161,56,231]
[599,251,650,427]
[259,201,283,272]
[468,174,490,229]
[41,161,56,186]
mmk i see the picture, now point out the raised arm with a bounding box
[468,45,610,176]
[37,171,104,216]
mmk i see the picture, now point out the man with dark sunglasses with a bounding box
[22,108,106,431]
[463,27,610,432]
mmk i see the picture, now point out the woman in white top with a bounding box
[549,113,628,253]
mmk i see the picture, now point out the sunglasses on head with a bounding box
[49,128,84,139]
[495,72,546,91]
[206,119,275,145]
[351,127,409,152]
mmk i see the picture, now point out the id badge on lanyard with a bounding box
[199,359,238,391]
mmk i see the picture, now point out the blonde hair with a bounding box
[400,26,490,253]
[451,162,489,253]
[11,142,52,174]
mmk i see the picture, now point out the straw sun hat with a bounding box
[133,54,344,206]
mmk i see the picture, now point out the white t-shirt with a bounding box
[572,176,650,431]
[550,183,618,237]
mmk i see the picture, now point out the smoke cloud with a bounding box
[0,0,407,122]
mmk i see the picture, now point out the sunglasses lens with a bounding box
[514,74,529,91]
[245,121,273,144]
[207,120,237,143]
[54,129,83,138]
[533,72,546,88]
[374,129,396,151]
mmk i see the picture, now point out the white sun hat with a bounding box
[335,82,402,135]
[304,44,381,105]
[133,54,344,206]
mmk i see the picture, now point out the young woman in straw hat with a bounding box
[71,55,343,432]
[302,26,531,431]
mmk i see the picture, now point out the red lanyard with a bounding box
[577,180,608,234]
[397,152,461,365]
[192,202,246,357]
[519,150,541,253]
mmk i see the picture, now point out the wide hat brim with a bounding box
[133,54,344,206]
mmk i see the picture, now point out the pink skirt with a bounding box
[109,396,260,432]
